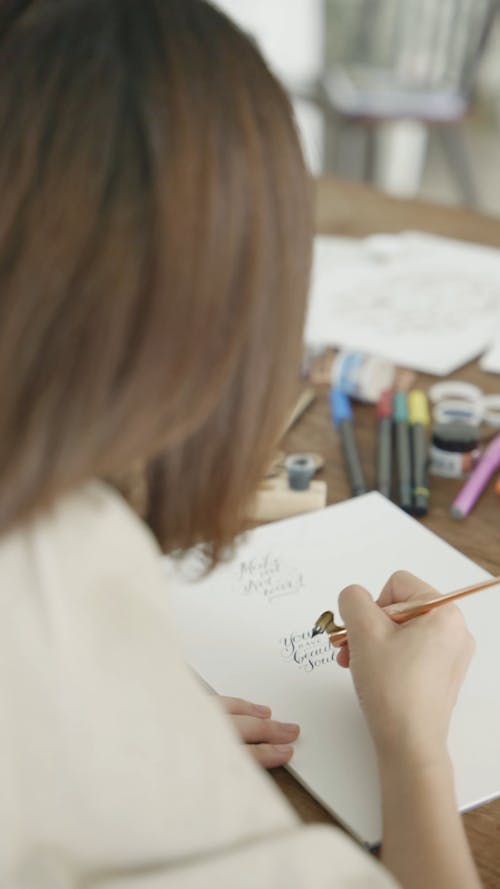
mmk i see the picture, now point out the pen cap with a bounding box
[393,391,408,423]
[330,388,352,427]
[377,388,393,419]
[408,390,430,426]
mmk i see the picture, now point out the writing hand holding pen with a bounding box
[331,572,481,889]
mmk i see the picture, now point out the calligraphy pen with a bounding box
[312,576,500,648]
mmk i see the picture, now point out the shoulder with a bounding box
[0,479,174,669]
[31,479,161,561]
[1,480,165,601]
[0,484,401,889]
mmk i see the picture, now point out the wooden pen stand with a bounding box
[249,475,327,523]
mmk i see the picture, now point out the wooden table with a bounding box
[272,177,500,888]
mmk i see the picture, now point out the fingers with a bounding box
[230,713,300,746]
[377,570,438,608]
[248,743,295,769]
[338,584,392,644]
[337,574,444,664]
[218,696,271,719]
[218,696,300,770]
[336,644,350,669]
[337,576,434,663]
[421,601,475,653]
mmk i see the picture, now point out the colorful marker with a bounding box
[451,433,500,519]
[408,389,430,516]
[393,391,412,513]
[330,389,367,497]
[376,389,393,499]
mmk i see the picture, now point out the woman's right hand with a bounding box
[337,570,475,769]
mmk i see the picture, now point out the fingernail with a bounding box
[273,744,293,756]
[281,722,300,735]
[252,704,272,718]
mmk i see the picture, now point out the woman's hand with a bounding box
[218,696,300,769]
[336,570,475,769]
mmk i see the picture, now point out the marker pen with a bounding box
[330,389,367,497]
[393,391,412,513]
[451,433,500,519]
[376,389,393,499]
[408,389,430,516]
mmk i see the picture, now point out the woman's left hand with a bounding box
[219,696,300,769]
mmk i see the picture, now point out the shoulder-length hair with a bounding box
[0,0,311,561]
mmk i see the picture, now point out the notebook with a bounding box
[165,493,500,847]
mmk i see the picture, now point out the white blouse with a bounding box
[0,481,398,888]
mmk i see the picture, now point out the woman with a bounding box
[0,2,481,888]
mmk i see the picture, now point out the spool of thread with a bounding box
[428,381,484,428]
[482,395,500,429]
[428,381,483,406]
[332,351,395,404]
[285,454,317,491]
[432,398,484,427]
[430,423,481,479]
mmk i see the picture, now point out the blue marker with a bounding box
[330,389,367,497]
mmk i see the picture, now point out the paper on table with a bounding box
[166,492,500,847]
[305,232,500,376]
[480,341,500,374]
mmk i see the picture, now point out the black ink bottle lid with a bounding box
[432,422,479,454]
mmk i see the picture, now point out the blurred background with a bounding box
[212,0,500,215]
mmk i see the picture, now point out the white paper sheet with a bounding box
[480,341,500,374]
[305,233,500,376]
[166,493,500,847]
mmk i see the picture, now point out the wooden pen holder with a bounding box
[248,451,327,523]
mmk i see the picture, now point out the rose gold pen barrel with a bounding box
[329,575,500,648]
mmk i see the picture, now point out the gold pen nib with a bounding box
[312,610,337,637]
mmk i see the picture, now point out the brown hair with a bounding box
[0,0,311,560]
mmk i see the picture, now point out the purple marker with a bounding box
[451,433,500,519]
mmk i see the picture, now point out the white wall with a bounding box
[211,0,323,82]
[211,0,325,172]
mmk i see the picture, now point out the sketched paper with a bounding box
[306,233,500,376]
